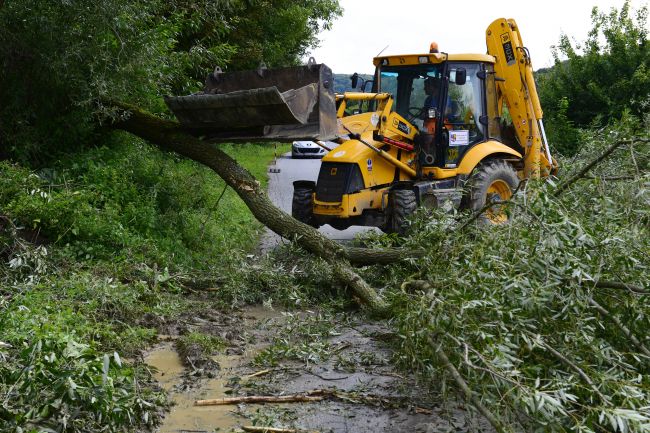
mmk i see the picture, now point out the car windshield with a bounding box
[379,64,444,125]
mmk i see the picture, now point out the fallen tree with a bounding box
[110,104,649,433]
[108,104,398,312]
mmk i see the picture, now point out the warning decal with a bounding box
[501,32,516,66]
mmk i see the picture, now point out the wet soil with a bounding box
[145,306,494,433]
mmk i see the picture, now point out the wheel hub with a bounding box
[485,179,513,224]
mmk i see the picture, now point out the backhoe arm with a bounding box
[486,18,556,177]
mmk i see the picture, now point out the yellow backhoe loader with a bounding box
[165,18,558,233]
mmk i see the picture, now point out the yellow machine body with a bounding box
[165,18,559,232]
[306,18,556,230]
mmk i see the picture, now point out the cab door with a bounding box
[440,63,487,168]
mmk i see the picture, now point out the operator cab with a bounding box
[375,55,502,169]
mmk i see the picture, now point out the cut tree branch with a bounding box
[594,280,648,295]
[107,103,389,312]
[554,138,649,197]
[588,298,650,359]
[430,336,506,433]
[344,246,425,266]
[242,427,318,433]
[540,342,607,403]
[196,389,405,408]
[195,394,324,406]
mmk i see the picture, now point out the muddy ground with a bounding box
[145,306,494,433]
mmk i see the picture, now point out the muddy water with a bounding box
[145,307,282,433]
[146,344,240,432]
[146,306,494,433]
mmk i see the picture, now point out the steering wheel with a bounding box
[407,106,426,123]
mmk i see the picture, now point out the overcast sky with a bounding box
[308,0,648,74]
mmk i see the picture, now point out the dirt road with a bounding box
[146,307,492,433]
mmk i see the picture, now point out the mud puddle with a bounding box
[146,306,493,433]
[146,306,282,433]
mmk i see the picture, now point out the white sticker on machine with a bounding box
[449,130,469,147]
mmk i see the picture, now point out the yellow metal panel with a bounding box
[456,140,522,175]
[322,137,401,188]
[448,54,495,63]
[323,138,374,164]
[338,112,377,135]
[373,53,495,66]
[314,188,386,218]
[383,112,418,141]
[347,189,384,215]
[314,198,345,216]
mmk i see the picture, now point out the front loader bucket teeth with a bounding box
[164,63,337,142]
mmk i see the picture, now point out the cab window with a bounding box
[444,64,486,165]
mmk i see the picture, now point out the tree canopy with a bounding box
[0,0,342,164]
[538,0,649,154]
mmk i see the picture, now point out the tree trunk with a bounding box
[109,104,388,312]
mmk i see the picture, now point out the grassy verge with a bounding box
[0,137,290,432]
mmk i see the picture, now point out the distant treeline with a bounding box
[333,73,374,93]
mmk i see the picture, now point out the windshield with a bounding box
[379,64,444,127]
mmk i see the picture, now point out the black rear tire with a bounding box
[465,159,519,224]
[292,181,320,228]
[386,189,417,235]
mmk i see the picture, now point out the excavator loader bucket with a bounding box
[164,62,337,142]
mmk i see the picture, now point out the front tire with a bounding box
[465,159,519,224]
[386,189,417,235]
[292,181,320,228]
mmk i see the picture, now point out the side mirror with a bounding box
[455,68,467,85]
[351,73,359,89]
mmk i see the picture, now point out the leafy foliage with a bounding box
[538,0,649,155]
[0,334,165,433]
[0,139,286,267]
[0,0,341,164]
[0,139,294,432]
[365,122,650,432]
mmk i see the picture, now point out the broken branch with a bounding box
[554,138,649,197]
[594,280,648,295]
[430,336,506,433]
[196,389,406,408]
[241,427,318,433]
[343,246,425,266]
[540,342,607,403]
[588,298,650,359]
[108,103,389,313]
[195,393,324,406]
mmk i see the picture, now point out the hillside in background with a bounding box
[333,73,373,93]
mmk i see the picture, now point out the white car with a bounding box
[291,140,337,158]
